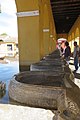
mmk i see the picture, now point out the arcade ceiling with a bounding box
[50,0,80,34]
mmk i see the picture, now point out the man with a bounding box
[73,41,79,72]
[64,41,71,65]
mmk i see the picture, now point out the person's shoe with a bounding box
[73,70,77,74]
[75,66,78,71]
[76,68,78,71]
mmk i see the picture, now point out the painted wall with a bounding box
[68,16,80,52]
[39,0,56,57]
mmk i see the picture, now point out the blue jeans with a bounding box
[74,57,78,71]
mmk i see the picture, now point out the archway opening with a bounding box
[57,38,67,50]
[0,0,18,58]
[0,0,19,104]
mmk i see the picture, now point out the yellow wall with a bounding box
[68,16,80,51]
[48,0,56,52]
[68,16,80,38]
[39,0,56,57]
[15,0,57,71]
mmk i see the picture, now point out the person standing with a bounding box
[73,41,79,72]
[63,41,71,65]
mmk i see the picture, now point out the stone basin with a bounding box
[9,71,66,111]
[30,63,64,71]
[31,62,63,67]
[40,59,66,65]
[0,90,6,99]
[15,72,64,86]
[41,58,64,62]
[42,57,66,65]
[42,57,61,61]
[39,61,63,66]
[45,54,61,59]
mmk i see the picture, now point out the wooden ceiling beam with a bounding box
[51,0,80,5]
[51,4,80,9]
[52,10,80,14]
[50,0,80,33]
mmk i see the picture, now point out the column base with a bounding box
[19,65,30,72]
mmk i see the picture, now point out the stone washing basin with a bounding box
[30,62,63,68]
[30,62,64,71]
[9,71,66,111]
[40,59,66,65]
[42,57,61,61]
[39,61,63,66]
[45,54,61,59]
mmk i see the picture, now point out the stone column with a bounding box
[15,0,40,71]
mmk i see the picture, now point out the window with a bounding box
[7,44,12,51]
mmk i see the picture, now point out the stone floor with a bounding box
[69,58,80,88]
[0,104,54,120]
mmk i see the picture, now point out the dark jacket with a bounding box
[64,46,71,59]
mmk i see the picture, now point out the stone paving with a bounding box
[0,104,54,120]
[69,58,80,88]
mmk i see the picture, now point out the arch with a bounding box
[15,0,41,71]
[15,0,56,71]
[0,0,18,58]
[13,0,57,71]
